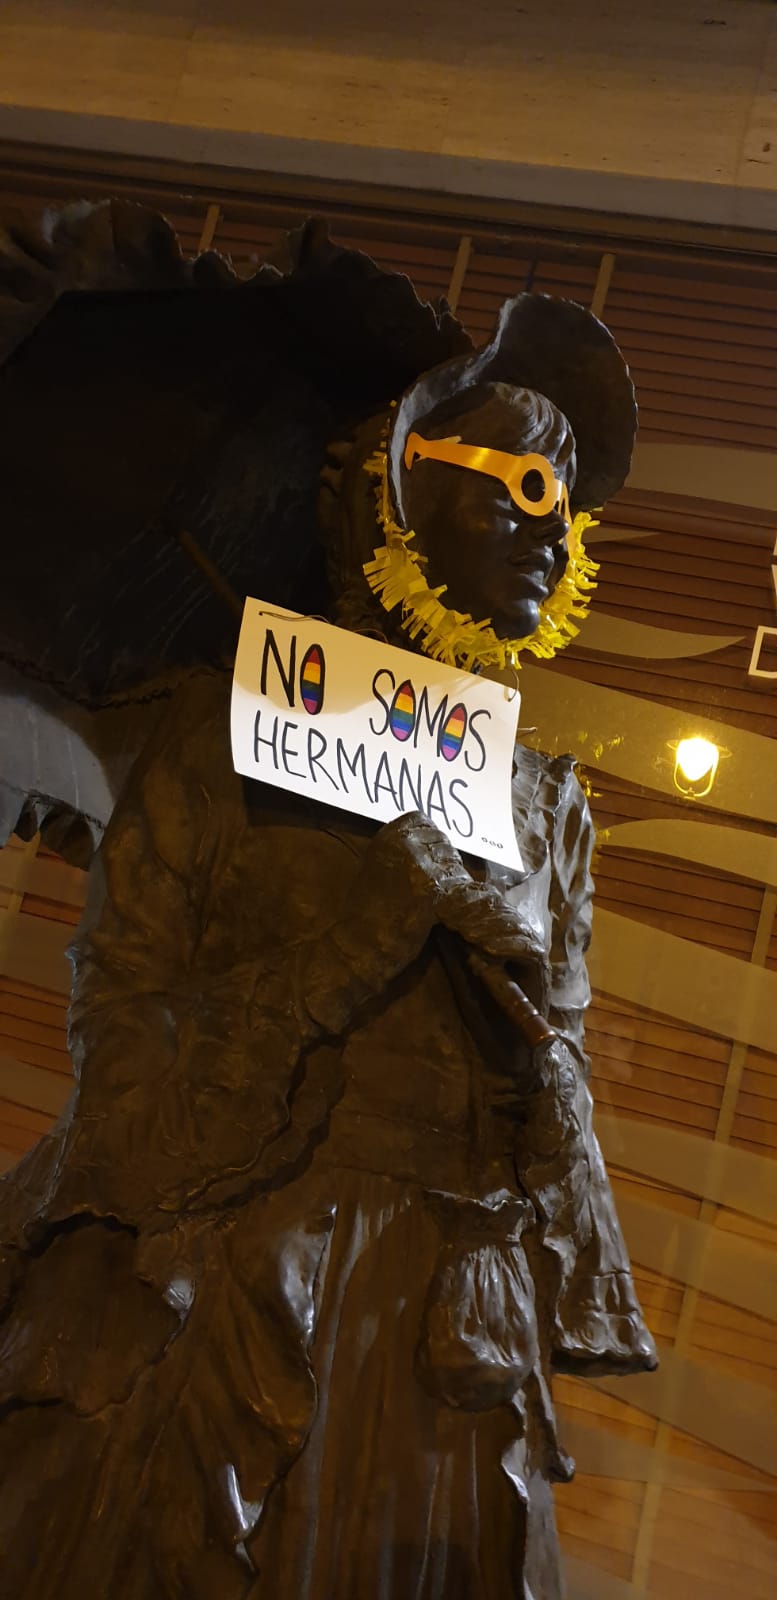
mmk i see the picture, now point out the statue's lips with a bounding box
[506,546,555,599]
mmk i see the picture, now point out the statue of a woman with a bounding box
[0,205,655,1600]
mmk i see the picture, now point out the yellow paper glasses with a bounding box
[404,431,573,529]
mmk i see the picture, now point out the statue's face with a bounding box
[400,393,575,639]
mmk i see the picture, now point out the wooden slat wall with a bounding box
[535,232,777,1595]
[0,151,775,1600]
[559,497,777,741]
[0,839,81,1167]
[460,253,602,339]
[605,267,777,450]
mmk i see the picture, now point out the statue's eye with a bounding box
[520,468,546,504]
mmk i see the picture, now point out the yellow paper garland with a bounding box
[362,443,599,673]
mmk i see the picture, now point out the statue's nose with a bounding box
[522,509,567,546]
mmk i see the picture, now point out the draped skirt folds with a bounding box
[248,1168,565,1600]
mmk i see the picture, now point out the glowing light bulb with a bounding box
[674,737,720,797]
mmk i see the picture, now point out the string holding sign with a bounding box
[231,599,524,872]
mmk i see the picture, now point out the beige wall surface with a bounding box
[1,0,776,226]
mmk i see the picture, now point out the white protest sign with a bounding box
[231,599,523,871]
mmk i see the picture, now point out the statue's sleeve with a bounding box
[546,764,596,1061]
[517,767,657,1377]
[5,674,316,1233]
[12,679,514,1233]
[36,674,291,1227]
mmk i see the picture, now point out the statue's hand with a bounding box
[303,813,548,1034]
[367,813,534,953]
[301,812,456,1033]
[465,950,556,1060]
[367,813,553,1026]
[360,810,471,908]
[553,1269,659,1377]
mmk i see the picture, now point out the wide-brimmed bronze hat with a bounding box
[0,203,471,708]
[0,201,634,709]
[389,292,638,523]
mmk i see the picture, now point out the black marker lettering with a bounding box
[369,669,395,735]
[373,751,399,810]
[260,628,297,707]
[448,778,474,838]
[415,686,448,752]
[465,707,491,773]
[425,771,450,830]
[336,738,371,803]
[299,643,326,714]
[280,720,304,779]
[253,709,280,769]
[398,759,423,813]
[307,727,339,790]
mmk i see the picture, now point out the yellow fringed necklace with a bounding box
[361,441,599,674]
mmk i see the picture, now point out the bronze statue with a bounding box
[0,202,655,1599]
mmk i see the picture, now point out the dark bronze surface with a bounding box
[400,384,576,639]
[0,202,655,1600]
